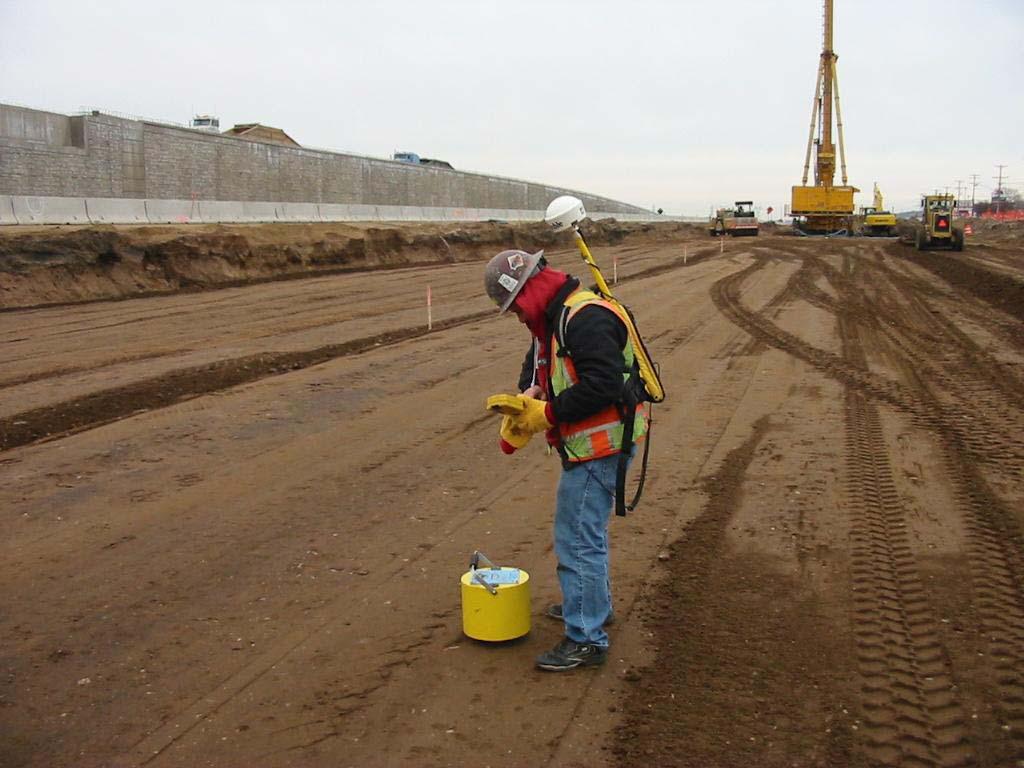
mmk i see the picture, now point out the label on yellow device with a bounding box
[474,568,521,585]
[486,394,525,415]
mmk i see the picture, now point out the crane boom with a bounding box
[790,0,858,234]
[819,0,835,186]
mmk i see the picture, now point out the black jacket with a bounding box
[517,276,630,424]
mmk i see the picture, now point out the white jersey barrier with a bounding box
[145,199,200,224]
[11,195,89,225]
[2,195,691,226]
[0,195,16,226]
[85,198,147,224]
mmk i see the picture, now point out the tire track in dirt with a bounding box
[719,252,973,765]
[714,246,1024,764]
[609,251,862,768]
[843,387,972,766]
[807,257,1024,508]
[833,256,1024,761]
[901,245,1024,326]
[832,252,1024,763]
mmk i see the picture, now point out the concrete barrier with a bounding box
[348,204,381,221]
[86,197,148,224]
[419,206,451,221]
[319,203,387,222]
[12,195,90,224]
[240,202,280,223]
[1,194,687,227]
[317,203,351,222]
[0,195,16,225]
[145,198,200,224]
[198,200,244,223]
[278,202,320,222]
[373,205,399,221]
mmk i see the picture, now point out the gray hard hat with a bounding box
[483,249,544,313]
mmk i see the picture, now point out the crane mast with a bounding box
[792,0,857,234]
[819,0,835,186]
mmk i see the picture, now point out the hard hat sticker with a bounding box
[497,273,519,292]
[506,253,524,270]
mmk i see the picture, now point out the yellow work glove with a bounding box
[486,393,526,416]
[510,395,554,435]
[499,415,532,454]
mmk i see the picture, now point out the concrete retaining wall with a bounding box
[1,194,690,226]
[0,103,647,215]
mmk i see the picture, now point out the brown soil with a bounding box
[1,222,1022,768]
[0,219,698,310]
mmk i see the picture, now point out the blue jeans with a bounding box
[554,452,624,648]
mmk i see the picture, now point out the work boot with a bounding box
[536,637,607,672]
[545,604,616,626]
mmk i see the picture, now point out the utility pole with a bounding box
[970,173,980,208]
[954,179,964,202]
[994,164,1008,195]
[994,165,1008,213]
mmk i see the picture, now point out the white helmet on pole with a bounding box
[544,195,587,232]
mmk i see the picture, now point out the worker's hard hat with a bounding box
[483,249,545,312]
[544,196,587,232]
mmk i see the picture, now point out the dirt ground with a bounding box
[1,220,1022,768]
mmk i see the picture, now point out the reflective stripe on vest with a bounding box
[550,290,648,462]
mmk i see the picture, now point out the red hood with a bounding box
[513,267,569,340]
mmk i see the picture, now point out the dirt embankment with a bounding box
[0,219,700,310]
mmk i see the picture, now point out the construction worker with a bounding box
[483,249,646,671]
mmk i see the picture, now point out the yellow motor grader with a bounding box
[914,194,964,251]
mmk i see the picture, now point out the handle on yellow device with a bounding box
[570,230,665,403]
[573,228,614,300]
[486,393,526,415]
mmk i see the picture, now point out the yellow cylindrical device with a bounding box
[460,566,531,642]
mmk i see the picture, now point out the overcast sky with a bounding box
[1,0,1021,215]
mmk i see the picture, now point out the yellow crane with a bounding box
[791,0,858,234]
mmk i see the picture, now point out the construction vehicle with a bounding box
[708,201,759,236]
[790,0,859,234]
[914,194,964,251]
[393,151,454,169]
[859,183,897,236]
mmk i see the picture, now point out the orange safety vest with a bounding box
[549,290,647,462]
